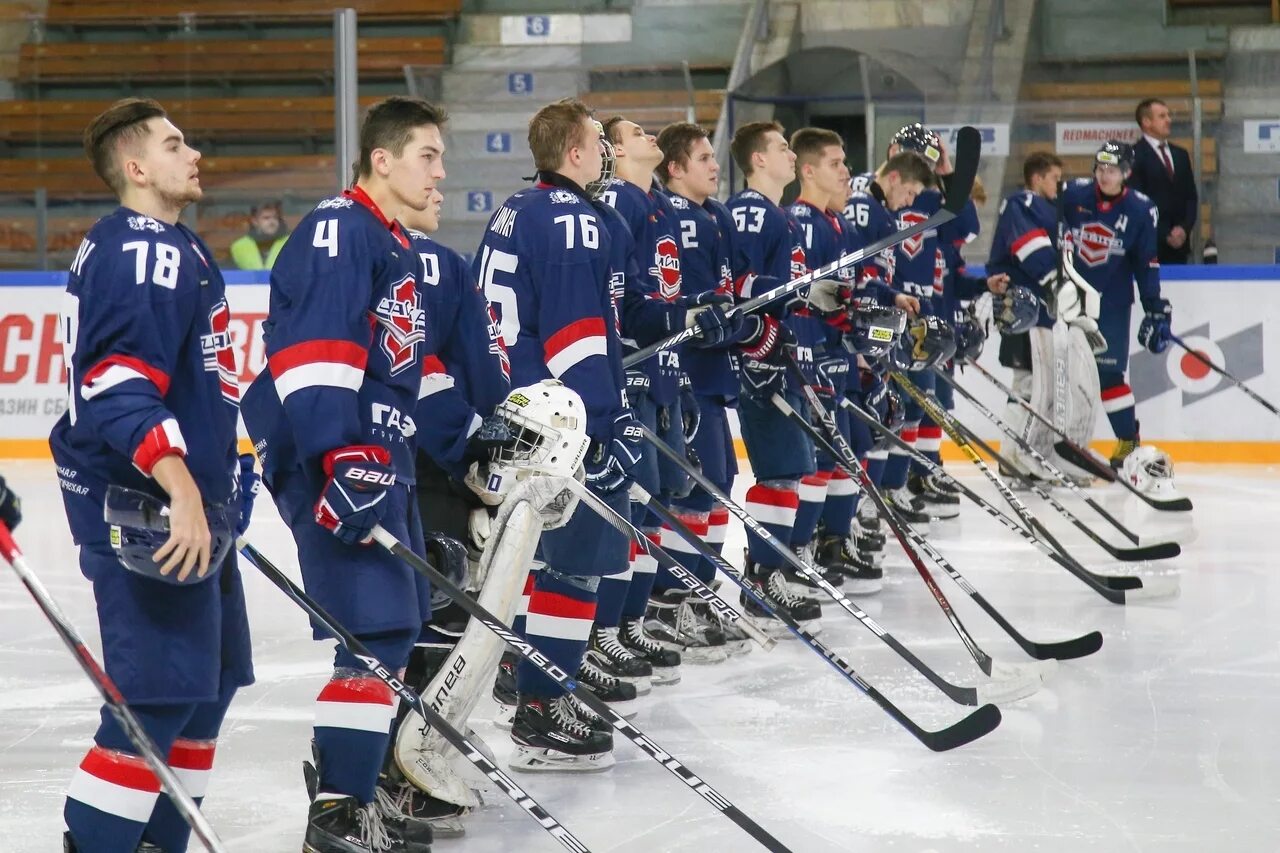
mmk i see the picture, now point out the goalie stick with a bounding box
[621,126,981,369]
[366,527,793,853]
[0,522,228,853]
[890,373,1179,605]
[934,368,1181,561]
[841,398,1104,659]
[237,539,591,853]
[634,431,1001,751]
[774,378,1047,694]
[1169,333,1280,418]
[639,422,1010,709]
[962,357,1192,512]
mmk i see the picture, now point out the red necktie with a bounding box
[1159,143,1174,178]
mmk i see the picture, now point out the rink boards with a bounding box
[1,265,1277,463]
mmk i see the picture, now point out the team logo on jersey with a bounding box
[549,190,578,204]
[897,211,930,259]
[201,300,240,404]
[651,235,682,299]
[790,243,807,279]
[669,195,689,210]
[127,215,165,233]
[374,274,426,376]
[317,196,354,210]
[484,302,511,380]
[1076,222,1121,267]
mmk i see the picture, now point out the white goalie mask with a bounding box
[468,379,591,518]
[1121,445,1175,496]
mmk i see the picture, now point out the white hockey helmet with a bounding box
[1121,445,1175,496]
[486,379,590,488]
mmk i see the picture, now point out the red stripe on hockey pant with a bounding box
[918,425,943,440]
[79,747,162,793]
[268,339,369,377]
[167,738,216,771]
[744,484,800,510]
[82,354,172,397]
[543,317,607,362]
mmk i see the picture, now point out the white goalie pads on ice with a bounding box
[1005,324,1101,481]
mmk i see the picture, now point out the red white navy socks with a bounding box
[743,483,799,568]
[65,683,235,852]
[515,571,597,697]
[1100,375,1138,440]
[312,632,412,804]
[791,472,830,547]
[821,467,858,538]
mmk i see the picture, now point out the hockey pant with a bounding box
[886,369,934,489]
[739,386,814,569]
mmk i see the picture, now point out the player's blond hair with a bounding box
[529,99,594,173]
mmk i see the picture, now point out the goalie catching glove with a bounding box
[1054,245,1108,354]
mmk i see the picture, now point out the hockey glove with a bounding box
[1070,316,1109,355]
[1138,298,1172,354]
[465,413,517,463]
[315,445,396,545]
[585,413,644,494]
[678,373,701,443]
[234,454,260,537]
[684,291,744,349]
[738,314,792,398]
[624,369,650,408]
[814,353,850,400]
[0,474,21,532]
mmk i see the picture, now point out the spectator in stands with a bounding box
[1129,98,1198,265]
[229,199,288,269]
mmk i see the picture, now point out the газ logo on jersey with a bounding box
[1077,222,1120,266]
[651,235,682,299]
[202,300,240,403]
[375,274,426,375]
[790,244,807,279]
[897,211,929,259]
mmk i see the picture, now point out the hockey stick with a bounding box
[556,476,774,651]
[889,373,1178,604]
[365,528,793,853]
[935,369,1180,561]
[634,430,1001,750]
[0,522,228,853]
[775,376,1048,693]
[1169,333,1280,418]
[621,127,981,369]
[962,357,1193,511]
[842,398,1105,656]
[640,422,1010,709]
[236,539,592,853]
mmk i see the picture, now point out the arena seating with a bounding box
[42,0,459,25]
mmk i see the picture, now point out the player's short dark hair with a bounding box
[83,97,168,196]
[1135,98,1167,127]
[789,127,844,177]
[731,120,784,177]
[602,115,630,146]
[1023,151,1063,186]
[357,96,448,179]
[656,122,710,184]
[878,150,933,187]
[529,98,594,173]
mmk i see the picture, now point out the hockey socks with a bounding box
[821,467,858,538]
[882,425,917,490]
[1101,382,1138,441]
[622,532,660,622]
[653,512,708,594]
[517,571,597,698]
[916,422,944,467]
[792,472,830,547]
[743,483,799,569]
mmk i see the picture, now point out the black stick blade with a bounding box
[920,704,1002,752]
[1034,630,1104,661]
[1104,540,1182,562]
[944,127,981,214]
[1054,440,1117,483]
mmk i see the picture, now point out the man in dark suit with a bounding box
[1128,98,1198,264]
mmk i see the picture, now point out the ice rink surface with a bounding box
[1,458,1278,853]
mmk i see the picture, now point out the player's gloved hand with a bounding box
[738,314,792,398]
[315,445,396,545]
[624,369,650,408]
[0,474,21,532]
[859,367,887,411]
[671,445,699,500]
[585,412,644,494]
[234,454,260,537]
[1069,316,1109,355]
[465,413,517,463]
[1138,298,1172,354]
[678,373,700,442]
[814,353,850,400]
[683,291,744,348]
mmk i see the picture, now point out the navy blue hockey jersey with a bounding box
[895,188,943,307]
[843,180,900,288]
[1062,179,1162,311]
[725,189,806,306]
[988,189,1058,328]
[241,186,432,486]
[50,208,240,545]
[472,177,627,445]
[410,230,511,473]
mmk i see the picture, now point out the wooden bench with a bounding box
[0,95,383,143]
[18,35,446,83]
[1021,79,1222,101]
[44,0,460,25]
[580,89,723,128]
[0,154,339,196]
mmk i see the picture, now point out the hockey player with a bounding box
[50,98,255,853]
[724,120,827,635]
[241,96,447,852]
[473,99,636,770]
[0,474,20,531]
[1062,141,1171,467]
[652,121,753,656]
[986,151,1073,481]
